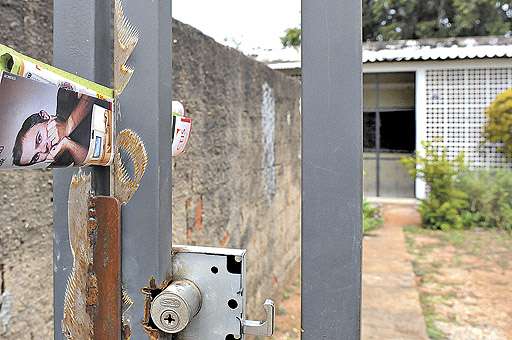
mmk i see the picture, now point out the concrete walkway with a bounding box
[362,204,429,340]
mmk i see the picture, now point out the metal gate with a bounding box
[53,0,363,339]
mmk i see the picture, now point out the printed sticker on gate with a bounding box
[0,44,113,100]
[0,72,114,170]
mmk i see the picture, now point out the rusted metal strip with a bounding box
[93,196,122,340]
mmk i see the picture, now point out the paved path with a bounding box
[362,204,429,340]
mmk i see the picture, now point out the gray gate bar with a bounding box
[53,1,173,339]
[302,0,363,339]
[53,1,114,339]
[118,2,172,339]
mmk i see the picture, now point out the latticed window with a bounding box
[425,68,512,169]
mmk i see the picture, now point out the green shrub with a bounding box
[456,170,512,231]
[363,200,383,234]
[401,141,468,230]
[402,140,512,231]
[484,88,512,159]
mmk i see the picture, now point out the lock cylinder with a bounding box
[150,280,202,334]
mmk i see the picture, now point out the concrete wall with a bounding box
[0,1,55,339]
[0,1,301,338]
[171,21,301,319]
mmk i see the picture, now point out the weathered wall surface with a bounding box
[0,1,301,338]
[0,1,55,339]
[171,21,301,319]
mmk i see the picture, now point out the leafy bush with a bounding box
[484,88,512,159]
[402,141,512,231]
[456,170,512,231]
[363,200,383,234]
[401,141,468,230]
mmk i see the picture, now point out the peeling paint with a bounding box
[114,0,139,96]
[261,82,277,202]
[62,173,95,340]
[122,288,134,340]
[0,291,12,335]
[113,129,148,205]
[113,129,148,338]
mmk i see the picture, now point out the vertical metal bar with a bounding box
[118,1,172,339]
[54,1,172,339]
[302,0,362,339]
[53,2,113,339]
[375,74,381,197]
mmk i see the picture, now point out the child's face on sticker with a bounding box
[19,111,52,165]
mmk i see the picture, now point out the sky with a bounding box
[172,0,301,54]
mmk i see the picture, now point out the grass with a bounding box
[276,306,287,316]
[420,295,448,340]
[405,225,449,339]
[363,201,384,235]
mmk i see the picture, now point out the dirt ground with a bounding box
[362,205,429,339]
[405,226,512,340]
[272,270,301,340]
[272,205,512,340]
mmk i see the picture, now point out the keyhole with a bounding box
[164,313,176,324]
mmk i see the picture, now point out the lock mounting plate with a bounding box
[172,245,247,340]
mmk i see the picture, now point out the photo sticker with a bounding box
[0,71,113,170]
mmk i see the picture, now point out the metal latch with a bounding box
[243,299,275,337]
[149,245,275,339]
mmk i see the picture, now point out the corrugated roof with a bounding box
[255,36,512,69]
[363,36,512,63]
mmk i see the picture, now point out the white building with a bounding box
[255,36,512,199]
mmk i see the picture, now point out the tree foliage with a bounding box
[365,0,512,41]
[484,88,512,159]
[281,0,512,46]
[280,28,302,48]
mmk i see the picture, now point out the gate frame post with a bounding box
[53,2,114,338]
[53,1,173,339]
[302,0,363,338]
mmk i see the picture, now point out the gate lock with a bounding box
[150,246,275,339]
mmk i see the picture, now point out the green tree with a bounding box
[451,0,512,37]
[281,0,512,46]
[280,27,301,48]
[369,0,512,40]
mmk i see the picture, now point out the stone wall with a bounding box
[0,1,301,338]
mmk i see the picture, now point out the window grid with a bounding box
[425,68,512,169]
